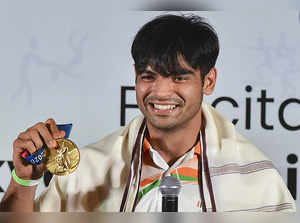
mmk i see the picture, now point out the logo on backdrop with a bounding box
[11,32,88,105]
[287,154,298,200]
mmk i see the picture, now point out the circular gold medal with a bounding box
[45,138,80,176]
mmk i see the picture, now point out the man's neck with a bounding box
[146,112,203,166]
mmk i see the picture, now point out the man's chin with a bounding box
[146,118,179,131]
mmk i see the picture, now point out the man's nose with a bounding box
[151,77,174,98]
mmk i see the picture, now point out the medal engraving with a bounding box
[45,138,80,175]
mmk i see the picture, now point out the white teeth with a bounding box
[153,104,176,110]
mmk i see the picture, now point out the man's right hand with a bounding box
[0,118,66,211]
[12,118,65,181]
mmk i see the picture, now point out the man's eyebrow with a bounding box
[175,70,195,75]
[141,69,159,75]
[141,68,195,75]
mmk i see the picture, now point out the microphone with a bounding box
[159,176,181,212]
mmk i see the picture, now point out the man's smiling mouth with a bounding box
[147,103,181,114]
[153,104,176,110]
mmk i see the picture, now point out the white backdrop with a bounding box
[0,2,299,212]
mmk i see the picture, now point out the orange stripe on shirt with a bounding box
[140,173,162,187]
[170,167,199,178]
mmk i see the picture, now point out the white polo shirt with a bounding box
[135,138,203,212]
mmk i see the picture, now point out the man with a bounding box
[0,14,296,212]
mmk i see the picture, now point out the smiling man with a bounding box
[0,14,296,212]
[135,61,215,166]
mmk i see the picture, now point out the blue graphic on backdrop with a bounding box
[11,32,88,105]
[248,33,300,96]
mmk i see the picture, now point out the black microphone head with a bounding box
[159,176,181,197]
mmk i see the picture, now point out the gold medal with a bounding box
[44,138,80,176]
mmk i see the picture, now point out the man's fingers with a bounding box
[18,128,48,150]
[46,118,65,139]
[60,130,66,138]
[23,140,37,154]
[17,119,62,153]
[12,120,60,180]
[18,130,31,140]
[33,122,57,149]
[13,138,37,155]
[29,129,44,149]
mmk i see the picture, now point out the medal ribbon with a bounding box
[21,124,73,166]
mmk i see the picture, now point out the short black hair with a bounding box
[131,14,219,80]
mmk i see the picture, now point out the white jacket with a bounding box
[35,103,296,212]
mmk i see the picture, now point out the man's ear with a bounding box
[203,68,217,95]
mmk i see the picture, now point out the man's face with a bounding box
[135,61,208,131]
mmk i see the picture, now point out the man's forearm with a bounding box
[0,179,37,212]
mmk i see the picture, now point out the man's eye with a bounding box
[141,75,154,81]
[174,76,187,82]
